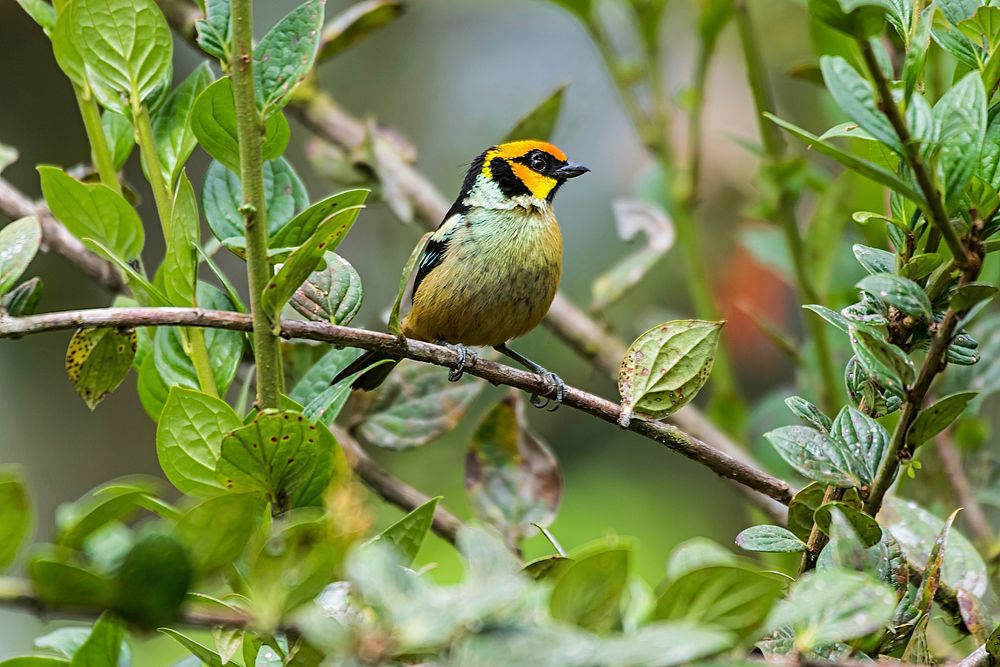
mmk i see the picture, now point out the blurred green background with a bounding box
[0,0,844,660]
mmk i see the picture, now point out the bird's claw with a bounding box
[530,371,565,411]
[446,344,477,382]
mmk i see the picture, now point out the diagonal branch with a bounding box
[0,307,796,507]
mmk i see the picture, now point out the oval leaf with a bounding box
[255,0,325,117]
[0,217,42,298]
[857,273,932,319]
[906,391,977,448]
[65,327,137,410]
[735,525,806,553]
[289,252,363,325]
[0,468,32,571]
[618,319,724,426]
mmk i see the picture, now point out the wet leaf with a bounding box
[465,392,562,548]
[906,391,977,449]
[370,496,440,565]
[764,425,861,487]
[317,0,403,62]
[357,361,482,450]
[829,405,889,486]
[0,217,42,298]
[216,410,339,511]
[857,273,932,319]
[950,283,998,311]
[503,85,566,142]
[618,320,724,426]
[591,199,674,311]
[654,564,786,638]
[814,502,881,547]
[735,525,806,553]
[65,327,137,410]
[591,621,735,666]
[881,497,987,596]
[784,396,831,432]
[850,326,915,393]
[787,482,827,541]
[0,468,31,570]
[289,252,363,325]
[765,569,896,651]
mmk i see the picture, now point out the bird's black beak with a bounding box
[553,162,590,180]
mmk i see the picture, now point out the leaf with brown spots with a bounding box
[617,319,724,426]
[465,391,562,550]
[289,252,363,325]
[261,198,367,328]
[65,326,137,410]
[355,360,481,450]
[216,410,341,511]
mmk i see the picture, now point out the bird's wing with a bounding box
[411,216,457,298]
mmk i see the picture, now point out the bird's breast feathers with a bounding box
[403,205,563,346]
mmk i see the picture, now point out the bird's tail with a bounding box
[331,349,401,391]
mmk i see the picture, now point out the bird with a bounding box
[332,140,589,409]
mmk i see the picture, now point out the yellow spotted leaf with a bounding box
[65,327,137,410]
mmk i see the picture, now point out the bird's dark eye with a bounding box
[528,151,550,173]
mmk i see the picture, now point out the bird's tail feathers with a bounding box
[332,349,401,391]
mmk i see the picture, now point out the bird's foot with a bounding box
[530,371,566,412]
[443,343,477,382]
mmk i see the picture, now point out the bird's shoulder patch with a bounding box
[412,228,452,296]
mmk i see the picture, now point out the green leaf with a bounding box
[0,217,42,298]
[153,63,213,185]
[156,387,242,497]
[269,189,370,248]
[618,320,724,426]
[317,0,403,62]
[288,252,363,325]
[65,327,137,410]
[654,564,786,638]
[159,629,224,667]
[544,0,593,23]
[503,85,566,143]
[290,347,361,406]
[38,166,144,261]
[151,282,243,398]
[906,391,977,448]
[814,502,881,547]
[29,557,114,608]
[735,525,806,553]
[56,478,158,549]
[301,359,381,427]
[356,360,482,450]
[202,158,308,245]
[371,497,440,565]
[174,494,259,575]
[852,243,895,274]
[881,496,987,595]
[195,0,231,64]
[465,392,563,548]
[829,405,889,486]
[389,232,430,335]
[803,303,852,333]
[0,468,31,570]
[216,410,338,510]
[16,0,56,33]
[69,613,125,667]
[951,283,998,311]
[0,658,69,667]
[101,111,134,171]
[665,538,736,580]
[69,0,172,113]
[765,569,896,651]
[51,7,86,87]
[819,56,900,152]
[255,0,325,117]
[765,114,926,205]
[850,326,915,393]
[764,425,861,487]
[899,253,942,280]
[112,532,192,628]
[211,627,241,666]
[549,545,630,634]
[262,203,366,325]
[786,482,827,541]
[155,172,199,307]
[933,72,987,211]
[857,273,932,318]
[190,78,291,174]
[593,621,734,666]
[808,0,886,36]
[784,396,832,431]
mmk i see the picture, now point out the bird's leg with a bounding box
[493,343,565,411]
[438,341,477,382]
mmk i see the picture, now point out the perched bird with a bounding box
[333,140,588,408]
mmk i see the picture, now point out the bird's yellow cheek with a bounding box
[510,163,557,200]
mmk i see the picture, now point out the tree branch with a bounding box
[0,307,795,507]
[333,425,462,544]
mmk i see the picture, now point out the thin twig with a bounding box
[936,430,993,549]
[0,307,795,507]
[333,425,462,544]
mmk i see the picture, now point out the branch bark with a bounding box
[0,307,795,507]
